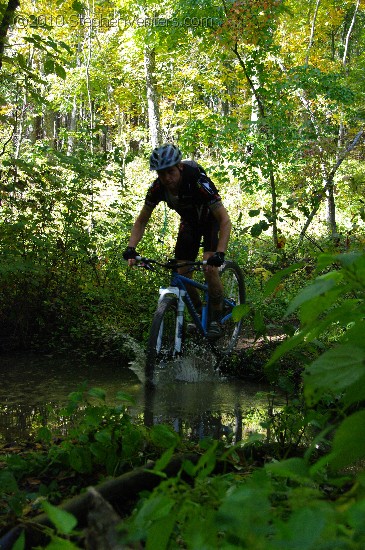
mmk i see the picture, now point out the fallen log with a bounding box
[0,453,200,549]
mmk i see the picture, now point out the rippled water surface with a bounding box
[0,352,273,442]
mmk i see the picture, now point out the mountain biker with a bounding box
[122,143,232,338]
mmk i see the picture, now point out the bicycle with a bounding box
[135,256,245,385]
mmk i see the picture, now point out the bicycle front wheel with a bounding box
[218,260,245,354]
[145,295,179,385]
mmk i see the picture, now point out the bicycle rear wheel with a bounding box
[218,260,245,354]
[145,295,179,385]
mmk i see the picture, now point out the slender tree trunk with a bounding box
[325,0,361,235]
[15,86,28,159]
[232,45,279,248]
[43,108,56,148]
[30,114,43,142]
[0,0,20,70]
[144,46,162,149]
[342,0,360,67]
[325,176,337,238]
[305,0,320,65]
[67,96,77,154]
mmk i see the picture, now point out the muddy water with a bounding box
[0,352,272,443]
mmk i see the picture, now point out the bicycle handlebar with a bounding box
[135,256,206,270]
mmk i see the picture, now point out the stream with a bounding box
[0,352,274,443]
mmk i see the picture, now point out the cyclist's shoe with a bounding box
[207,321,222,340]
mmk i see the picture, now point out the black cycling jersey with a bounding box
[145,160,221,226]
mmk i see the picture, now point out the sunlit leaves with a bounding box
[217,0,284,46]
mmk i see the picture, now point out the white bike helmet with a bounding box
[149,144,183,171]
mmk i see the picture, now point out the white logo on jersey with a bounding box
[199,178,215,195]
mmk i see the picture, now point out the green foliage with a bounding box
[42,501,78,535]
[118,440,365,549]
[0,387,176,525]
[114,250,365,548]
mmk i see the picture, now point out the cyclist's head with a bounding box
[149,144,183,171]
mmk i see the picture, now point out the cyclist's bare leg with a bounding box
[203,251,223,321]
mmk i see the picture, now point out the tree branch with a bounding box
[327,129,364,182]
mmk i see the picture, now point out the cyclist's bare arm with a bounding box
[210,202,232,254]
[127,204,154,265]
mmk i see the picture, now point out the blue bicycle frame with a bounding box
[158,268,234,342]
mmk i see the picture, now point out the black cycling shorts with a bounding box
[174,218,219,260]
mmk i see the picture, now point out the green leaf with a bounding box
[250,223,262,237]
[94,429,112,445]
[286,272,343,316]
[69,447,92,473]
[135,494,175,527]
[265,457,310,481]
[343,374,365,407]
[304,344,365,405]
[253,311,266,335]
[194,441,218,479]
[329,411,365,470]
[116,391,135,403]
[343,319,365,349]
[72,0,86,13]
[89,442,106,460]
[299,286,343,324]
[0,470,18,493]
[232,303,250,322]
[11,531,25,550]
[248,209,261,217]
[263,262,303,298]
[314,253,338,273]
[42,501,77,535]
[37,426,52,444]
[153,446,175,475]
[277,506,332,549]
[44,57,55,74]
[88,387,106,401]
[54,63,66,79]
[45,537,80,549]
[146,513,175,550]
[150,424,179,449]
[266,331,305,366]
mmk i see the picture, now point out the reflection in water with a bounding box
[0,353,272,443]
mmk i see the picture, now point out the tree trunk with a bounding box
[67,96,77,154]
[30,114,42,143]
[233,45,279,248]
[305,0,320,65]
[144,46,162,149]
[325,175,337,238]
[0,0,20,70]
[324,0,361,236]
